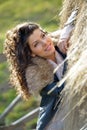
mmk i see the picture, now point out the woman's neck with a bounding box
[47,51,57,63]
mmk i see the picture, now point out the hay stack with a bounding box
[46,0,87,129]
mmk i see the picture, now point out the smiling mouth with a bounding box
[45,43,52,51]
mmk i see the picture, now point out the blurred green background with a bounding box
[0,0,62,129]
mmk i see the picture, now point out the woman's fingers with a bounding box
[57,38,69,54]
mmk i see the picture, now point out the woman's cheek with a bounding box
[35,45,43,54]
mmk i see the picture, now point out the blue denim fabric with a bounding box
[36,46,67,130]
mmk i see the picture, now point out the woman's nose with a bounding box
[41,38,48,46]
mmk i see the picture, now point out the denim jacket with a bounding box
[36,46,67,130]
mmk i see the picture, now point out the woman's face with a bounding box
[28,28,55,59]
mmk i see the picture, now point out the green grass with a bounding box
[0,0,62,129]
[0,62,9,83]
[0,0,62,54]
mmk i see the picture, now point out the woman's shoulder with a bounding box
[25,56,54,96]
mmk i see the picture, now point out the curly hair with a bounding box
[4,22,40,100]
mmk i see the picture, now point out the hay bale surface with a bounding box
[46,0,87,129]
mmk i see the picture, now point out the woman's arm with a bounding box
[57,24,74,54]
[57,9,78,54]
[49,29,61,38]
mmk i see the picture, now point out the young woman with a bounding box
[4,10,77,129]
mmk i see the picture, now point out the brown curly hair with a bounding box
[4,22,40,100]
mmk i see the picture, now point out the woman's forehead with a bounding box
[28,29,42,44]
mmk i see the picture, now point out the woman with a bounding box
[4,10,76,129]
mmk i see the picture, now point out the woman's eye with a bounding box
[34,43,38,47]
[34,42,39,47]
[42,33,46,38]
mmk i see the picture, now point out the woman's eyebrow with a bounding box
[32,30,42,45]
[40,30,46,37]
[32,40,39,45]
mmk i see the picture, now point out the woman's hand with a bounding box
[57,38,69,54]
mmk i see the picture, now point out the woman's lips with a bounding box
[45,44,52,51]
